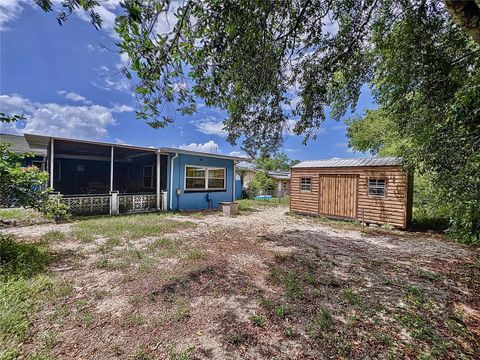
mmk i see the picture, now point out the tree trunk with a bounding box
[444,0,480,44]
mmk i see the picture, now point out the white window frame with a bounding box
[143,165,156,189]
[368,178,386,197]
[300,177,312,192]
[184,165,226,191]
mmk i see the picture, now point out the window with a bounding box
[185,166,225,190]
[300,177,312,192]
[143,166,156,189]
[368,178,386,197]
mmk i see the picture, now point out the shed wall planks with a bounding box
[290,166,411,228]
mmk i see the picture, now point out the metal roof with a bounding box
[292,157,401,168]
[159,147,246,161]
[0,133,47,156]
[267,170,291,180]
[236,161,259,171]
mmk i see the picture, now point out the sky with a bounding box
[0,1,374,160]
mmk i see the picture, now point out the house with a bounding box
[266,170,291,197]
[1,133,243,215]
[235,162,291,198]
[290,157,413,228]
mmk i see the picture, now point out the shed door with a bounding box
[318,174,358,219]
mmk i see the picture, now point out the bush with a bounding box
[41,195,71,223]
[248,172,276,194]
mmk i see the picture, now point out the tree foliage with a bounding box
[254,153,299,171]
[37,1,480,154]
[0,142,49,209]
[248,172,276,194]
[35,0,480,242]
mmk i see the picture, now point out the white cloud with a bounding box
[0,0,25,30]
[0,94,118,140]
[179,140,220,154]
[193,117,227,137]
[111,103,134,113]
[57,90,92,105]
[228,151,247,158]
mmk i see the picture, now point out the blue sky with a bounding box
[0,1,374,160]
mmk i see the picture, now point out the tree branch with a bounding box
[444,0,480,44]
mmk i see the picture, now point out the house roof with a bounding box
[267,170,290,180]
[0,132,246,161]
[236,161,259,171]
[293,157,401,168]
[159,147,246,161]
[0,133,47,156]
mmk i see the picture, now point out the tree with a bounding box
[0,141,49,209]
[254,153,299,171]
[248,172,276,194]
[0,115,70,220]
[33,1,480,242]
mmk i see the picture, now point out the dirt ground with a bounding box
[4,206,479,359]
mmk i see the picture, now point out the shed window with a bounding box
[300,177,312,192]
[185,166,225,190]
[368,178,386,197]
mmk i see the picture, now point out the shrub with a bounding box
[41,195,71,222]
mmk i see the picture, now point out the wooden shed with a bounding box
[290,158,413,228]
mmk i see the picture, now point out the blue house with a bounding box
[0,133,243,215]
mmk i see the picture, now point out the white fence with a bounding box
[61,195,111,216]
[60,192,166,216]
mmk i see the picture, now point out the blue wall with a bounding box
[235,179,242,199]
[166,153,235,211]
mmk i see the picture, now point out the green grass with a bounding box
[186,249,205,260]
[237,197,289,211]
[310,308,334,334]
[72,213,194,243]
[41,230,66,243]
[0,208,46,226]
[249,314,266,327]
[0,234,56,358]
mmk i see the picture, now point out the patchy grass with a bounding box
[2,206,478,359]
[0,234,58,359]
[40,230,67,243]
[72,212,194,243]
[0,208,48,226]
[186,248,205,260]
[237,197,289,211]
[249,314,266,327]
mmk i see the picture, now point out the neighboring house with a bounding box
[1,133,243,215]
[267,170,291,197]
[235,161,261,198]
[290,157,413,229]
[235,161,291,197]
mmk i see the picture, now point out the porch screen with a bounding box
[185,166,225,190]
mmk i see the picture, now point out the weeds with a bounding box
[41,230,66,243]
[250,314,266,327]
[186,249,205,260]
[341,288,363,307]
[310,308,334,334]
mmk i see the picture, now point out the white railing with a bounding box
[118,194,157,214]
[61,195,111,216]
[58,192,163,216]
